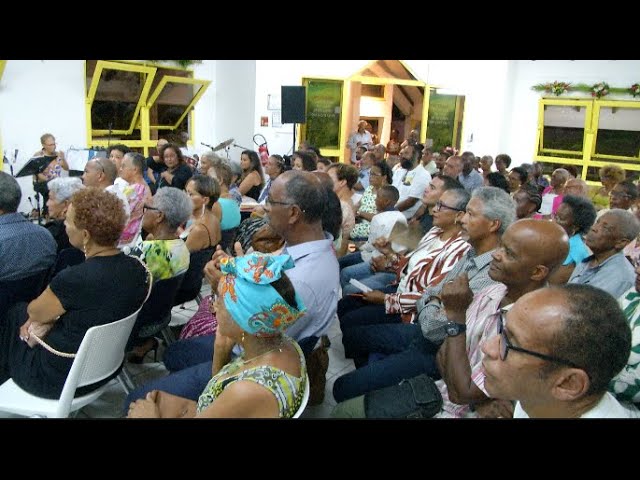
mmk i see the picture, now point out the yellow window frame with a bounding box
[146,76,211,128]
[85,61,157,142]
[535,97,640,184]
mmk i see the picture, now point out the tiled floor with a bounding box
[0,283,354,419]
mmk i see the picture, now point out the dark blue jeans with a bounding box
[338,251,363,271]
[333,323,440,403]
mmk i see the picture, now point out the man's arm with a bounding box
[395,196,419,212]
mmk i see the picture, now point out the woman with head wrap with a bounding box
[128,253,308,418]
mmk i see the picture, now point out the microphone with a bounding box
[28,197,34,209]
[14,149,18,162]
[201,142,214,150]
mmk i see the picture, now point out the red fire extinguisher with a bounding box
[253,134,269,167]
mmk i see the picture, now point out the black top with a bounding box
[146,156,167,174]
[6,254,148,398]
[44,219,71,253]
[157,162,193,190]
[244,183,263,202]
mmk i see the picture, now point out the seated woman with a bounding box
[591,164,625,211]
[0,188,150,398]
[549,194,597,285]
[118,152,153,248]
[238,150,265,201]
[537,168,569,219]
[44,177,84,252]
[182,175,222,253]
[327,163,359,257]
[350,160,392,241]
[338,188,471,328]
[208,161,242,229]
[156,143,193,191]
[127,253,308,418]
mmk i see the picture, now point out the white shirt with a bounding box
[347,131,373,162]
[514,392,640,418]
[360,210,407,263]
[397,164,432,219]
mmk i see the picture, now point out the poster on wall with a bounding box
[427,93,457,152]
[305,79,343,150]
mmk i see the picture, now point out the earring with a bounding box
[241,332,245,346]
[201,203,206,217]
[83,241,88,256]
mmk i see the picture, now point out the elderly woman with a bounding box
[127,253,308,418]
[592,164,626,211]
[549,194,597,285]
[0,188,150,398]
[182,175,222,253]
[258,154,287,204]
[44,177,84,252]
[538,168,570,218]
[238,150,265,201]
[197,150,223,176]
[156,143,193,190]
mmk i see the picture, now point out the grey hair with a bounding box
[47,177,84,202]
[602,209,640,242]
[471,186,516,235]
[446,188,471,211]
[200,150,225,164]
[0,171,21,212]
[153,187,193,230]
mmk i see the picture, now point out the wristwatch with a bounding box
[445,322,466,337]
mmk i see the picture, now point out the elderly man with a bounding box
[124,170,340,406]
[0,172,57,323]
[482,284,639,418]
[332,187,515,402]
[458,151,484,193]
[564,177,589,197]
[331,219,569,418]
[443,155,464,180]
[569,209,639,298]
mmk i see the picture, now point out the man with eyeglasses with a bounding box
[32,133,69,217]
[332,219,569,418]
[482,284,640,418]
[595,179,638,221]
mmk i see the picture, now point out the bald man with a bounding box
[332,219,570,417]
[482,284,639,418]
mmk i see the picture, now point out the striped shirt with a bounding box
[436,283,507,418]
[385,227,470,323]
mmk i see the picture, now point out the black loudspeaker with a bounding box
[281,86,306,124]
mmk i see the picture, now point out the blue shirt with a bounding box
[458,169,484,193]
[357,168,371,191]
[0,212,57,281]
[569,251,635,299]
[283,234,340,341]
[563,234,590,266]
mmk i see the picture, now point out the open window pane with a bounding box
[541,105,587,153]
[147,76,210,130]
[594,106,640,159]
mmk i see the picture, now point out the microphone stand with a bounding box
[34,193,42,225]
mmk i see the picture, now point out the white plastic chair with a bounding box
[292,374,310,418]
[0,307,142,418]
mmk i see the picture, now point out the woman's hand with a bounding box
[128,390,161,418]
[373,237,392,256]
[362,290,386,305]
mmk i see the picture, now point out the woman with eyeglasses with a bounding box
[128,187,192,361]
[339,188,471,327]
[127,253,308,418]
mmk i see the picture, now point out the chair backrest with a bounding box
[130,273,185,342]
[55,306,142,417]
[292,375,310,419]
[173,247,214,306]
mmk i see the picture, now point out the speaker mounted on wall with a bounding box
[281,86,306,124]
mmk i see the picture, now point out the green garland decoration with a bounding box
[532,81,640,99]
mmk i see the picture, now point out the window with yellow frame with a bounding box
[85,61,210,156]
[535,98,640,184]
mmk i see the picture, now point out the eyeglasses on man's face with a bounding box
[497,313,582,369]
[143,204,159,213]
[265,196,295,207]
[433,200,465,213]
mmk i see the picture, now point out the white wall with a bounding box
[213,60,256,165]
[0,60,86,213]
[192,60,216,154]
[502,60,640,167]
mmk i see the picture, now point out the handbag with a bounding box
[304,335,331,406]
[364,373,443,419]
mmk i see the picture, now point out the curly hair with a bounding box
[599,164,625,183]
[327,163,359,190]
[71,187,126,246]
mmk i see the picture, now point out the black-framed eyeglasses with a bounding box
[369,171,383,177]
[434,200,465,213]
[497,313,582,369]
[610,190,631,198]
[143,204,159,213]
[266,196,295,207]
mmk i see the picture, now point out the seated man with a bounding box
[482,284,640,418]
[568,209,638,299]
[0,172,57,320]
[331,219,569,418]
